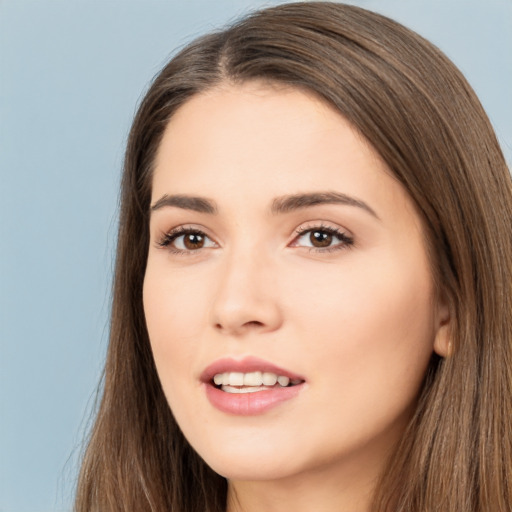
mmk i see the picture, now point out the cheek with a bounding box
[288,249,436,420]
[142,264,210,405]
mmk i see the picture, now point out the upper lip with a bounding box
[200,356,305,383]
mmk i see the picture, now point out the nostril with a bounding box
[215,320,264,330]
[244,320,264,327]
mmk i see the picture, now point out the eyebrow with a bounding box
[271,191,379,219]
[150,191,379,219]
[150,194,217,214]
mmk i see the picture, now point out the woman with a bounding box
[75,2,512,511]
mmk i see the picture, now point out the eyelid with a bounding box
[155,224,219,253]
[154,221,353,254]
[291,220,352,238]
[289,221,354,251]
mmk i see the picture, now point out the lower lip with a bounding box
[204,383,304,415]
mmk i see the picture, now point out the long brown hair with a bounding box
[75,3,512,511]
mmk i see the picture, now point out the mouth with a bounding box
[212,371,304,393]
[201,357,306,415]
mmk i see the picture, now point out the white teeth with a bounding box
[222,385,266,394]
[212,371,298,388]
[229,372,244,386]
[262,372,278,386]
[277,376,290,387]
[243,371,263,386]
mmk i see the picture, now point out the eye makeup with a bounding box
[155,221,354,257]
[156,225,217,255]
[291,223,354,253]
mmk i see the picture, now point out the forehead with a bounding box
[155,82,350,172]
[152,82,413,223]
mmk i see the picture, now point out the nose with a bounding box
[211,250,283,337]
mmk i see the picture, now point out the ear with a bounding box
[433,293,453,358]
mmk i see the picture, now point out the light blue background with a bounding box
[1,1,510,511]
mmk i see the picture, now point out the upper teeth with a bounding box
[213,371,292,387]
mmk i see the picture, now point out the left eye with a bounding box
[293,227,353,249]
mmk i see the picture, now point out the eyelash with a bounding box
[292,224,354,253]
[156,226,215,255]
[156,224,354,255]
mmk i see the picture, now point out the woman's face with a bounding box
[143,82,450,484]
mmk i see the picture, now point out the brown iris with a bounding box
[310,230,333,247]
[183,233,205,250]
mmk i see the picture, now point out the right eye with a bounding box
[158,227,217,254]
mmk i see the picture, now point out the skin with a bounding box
[143,82,450,512]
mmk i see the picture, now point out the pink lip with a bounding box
[201,356,306,416]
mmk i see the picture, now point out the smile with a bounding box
[202,358,306,415]
[213,371,303,392]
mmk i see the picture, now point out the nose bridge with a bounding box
[211,240,282,335]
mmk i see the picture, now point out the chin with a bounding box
[187,429,306,481]
[204,453,302,482]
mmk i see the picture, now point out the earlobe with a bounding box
[434,325,453,358]
[433,298,453,358]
